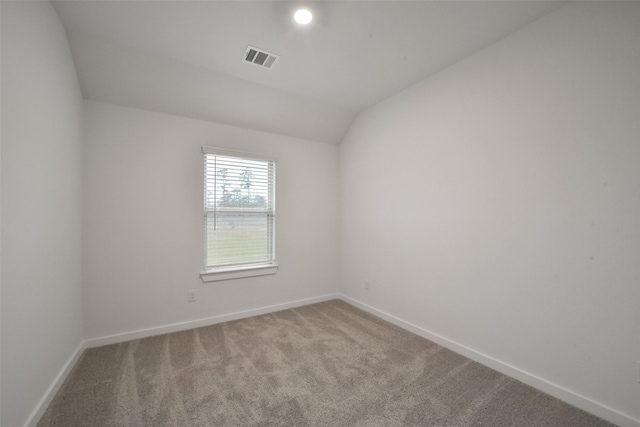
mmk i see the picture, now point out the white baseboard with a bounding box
[338,294,639,427]
[85,293,340,348]
[25,341,86,427]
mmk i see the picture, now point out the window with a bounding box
[200,146,277,282]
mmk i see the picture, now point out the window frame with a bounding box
[200,146,278,282]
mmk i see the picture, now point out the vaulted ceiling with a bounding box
[52,1,566,144]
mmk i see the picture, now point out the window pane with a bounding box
[203,148,275,270]
[206,212,271,267]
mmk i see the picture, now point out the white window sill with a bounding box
[200,263,278,282]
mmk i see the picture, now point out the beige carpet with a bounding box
[38,300,612,426]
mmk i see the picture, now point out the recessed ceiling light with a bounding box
[294,8,313,25]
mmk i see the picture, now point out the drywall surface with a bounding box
[339,1,639,424]
[83,101,339,339]
[1,2,84,426]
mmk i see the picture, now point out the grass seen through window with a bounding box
[206,222,269,267]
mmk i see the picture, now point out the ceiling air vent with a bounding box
[243,46,279,70]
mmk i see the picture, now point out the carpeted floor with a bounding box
[38,300,613,426]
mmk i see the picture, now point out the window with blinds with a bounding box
[202,147,276,272]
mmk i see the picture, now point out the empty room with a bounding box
[1,1,639,426]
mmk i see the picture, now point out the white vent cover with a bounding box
[243,46,279,69]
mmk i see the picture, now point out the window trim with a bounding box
[200,263,278,283]
[200,146,277,282]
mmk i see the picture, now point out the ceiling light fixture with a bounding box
[294,8,313,25]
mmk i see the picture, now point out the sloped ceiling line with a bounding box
[53,0,566,145]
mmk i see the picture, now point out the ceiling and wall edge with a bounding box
[52,0,567,146]
[66,31,358,146]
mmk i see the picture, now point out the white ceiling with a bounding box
[52,0,566,144]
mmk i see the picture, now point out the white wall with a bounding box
[1,2,84,427]
[339,2,640,425]
[83,100,339,340]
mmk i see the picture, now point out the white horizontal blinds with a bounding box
[203,148,275,269]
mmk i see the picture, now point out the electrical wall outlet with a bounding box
[188,290,196,302]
